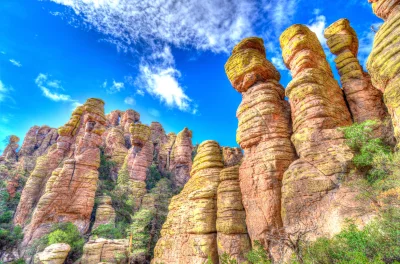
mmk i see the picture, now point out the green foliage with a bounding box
[98,147,116,180]
[302,208,400,264]
[128,208,154,261]
[91,223,123,239]
[220,253,238,264]
[146,164,162,190]
[245,241,271,264]
[0,225,23,249]
[47,222,85,258]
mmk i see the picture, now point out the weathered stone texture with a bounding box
[225,37,296,252]
[367,0,400,147]
[169,128,193,187]
[93,195,116,230]
[217,165,250,263]
[152,140,223,264]
[81,238,129,264]
[21,98,106,247]
[159,132,176,174]
[1,135,20,163]
[280,25,360,238]
[325,18,388,124]
[105,127,128,180]
[34,243,70,264]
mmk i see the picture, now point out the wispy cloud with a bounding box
[263,0,299,34]
[35,73,80,106]
[9,59,22,67]
[103,79,125,94]
[359,23,382,67]
[308,13,327,46]
[0,80,13,102]
[124,96,135,105]
[148,108,160,118]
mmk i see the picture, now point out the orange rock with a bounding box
[325,19,388,124]
[1,135,19,163]
[169,128,193,187]
[225,37,296,255]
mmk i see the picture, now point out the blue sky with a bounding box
[0,0,383,152]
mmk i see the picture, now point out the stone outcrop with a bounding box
[152,140,223,264]
[169,128,193,187]
[81,238,129,264]
[324,18,388,124]
[217,163,250,263]
[225,37,296,253]
[14,105,86,228]
[280,25,362,238]
[92,195,116,230]
[150,122,168,170]
[21,98,106,247]
[34,243,70,264]
[18,126,58,173]
[106,110,123,127]
[0,135,19,163]
[367,0,400,147]
[222,147,243,167]
[105,127,128,180]
[159,132,176,174]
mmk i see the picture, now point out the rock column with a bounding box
[324,18,388,123]
[367,0,400,147]
[224,37,296,252]
[169,128,193,187]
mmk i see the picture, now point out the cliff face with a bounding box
[367,0,400,147]
[225,37,296,254]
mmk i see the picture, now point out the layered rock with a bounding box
[217,163,250,263]
[105,127,128,180]
[225,37,296,252]
[152,140,223,264]
[169,128,193,187]
[159,132,176,174]
[18,126,58,173]
[222,147,243,167]
[324,18,388,123]
[21,98,106,247]
[367,0,400,147]
[118,124,153,210]
[14,105,86,227]
[0,135,19,163]
[81,238,129,264]
[150,122,168,168]
[106,110,122,127]
[34,243,70,264]
[92,195,116,230]
[280,25,361,237]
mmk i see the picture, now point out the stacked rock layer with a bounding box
[169,128,193,187]
[225,37,296,253]
[367,0,400,147]
[152,140,224,264]
[324,18,388,124]
[280,25,360,237]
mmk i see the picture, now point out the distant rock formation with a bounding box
[34,243,70,264]
[152,140,223,263]
[92,195,116,230]
[367,0,400,147]
[81,238,129,264]
[325,18,388,124]
[225,37,296,255]
[0,135,19,163]
[169,128,193,187]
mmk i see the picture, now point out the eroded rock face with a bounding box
[324,18,388,124]
[280,25,362,238]
[21,98,106,247]
[105,127,128,180]
[152,140,223,264]
[81,238,129,264]
[93,195,116,230]
[159,132,176,174]
[222,147,243,167]
[34,243,70,264]
[169,128,193,187]
[217,165,250,263]
[225,37,296,252]
[1,135,20,163]
[367,0,400,147]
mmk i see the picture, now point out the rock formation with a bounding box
[18,126,58,173]
[152,140,223,264]
[0,135,19,163]
[367,0,400,147]
[217,162,250,263]
[280,25,359,237]
[158,132,176,174]
[221,147,243,167]
[20,98,106,247]
[325,18,388,124]
[169,128,193,187]
[81,238,129,264]
[92,195,116,230]
[105,127,128,180]
[225,37,296,252]
[34,243,71,264]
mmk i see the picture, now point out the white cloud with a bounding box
[124,96,135,105]
[148,108,160,117]
[1,51,5,55]
[0,80,12,102]
[50,0,255,53]
[359,23,382,67]
[103,79,125,93]
[34,73,76,103]
[271,56,286,71]
[263,0,299,33]
[9,59,22,67]
[308,15,327,46]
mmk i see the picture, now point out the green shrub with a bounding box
[98,147,116,180]
[0,211,12,223]
[245,241,271,264]
[92,223,123,239]
[0,225,23,249]
[146,164,162,190]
